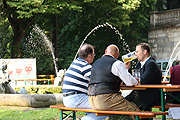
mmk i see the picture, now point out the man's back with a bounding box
[88,44,139,112]
[62,57,91,94]
[88,55,121,96]
[170,65,180,85]
[169,65,180,104]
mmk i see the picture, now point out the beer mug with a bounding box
[132,69,140,79]
[122,51,137,63]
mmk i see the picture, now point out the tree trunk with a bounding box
[10,18,33,58]
[9,18,33,58]
[3,0,34,58]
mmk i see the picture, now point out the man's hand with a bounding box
[124,61,131,70]
[135,77,140,84]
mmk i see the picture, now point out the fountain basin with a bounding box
[0,93,63,108]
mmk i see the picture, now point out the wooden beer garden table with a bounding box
[161,81,170,84]
[121,84,180,120]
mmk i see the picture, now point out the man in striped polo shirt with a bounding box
[62,43,107,120]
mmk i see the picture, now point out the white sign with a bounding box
[2,58,36,86]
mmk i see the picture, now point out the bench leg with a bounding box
[60,110,76,120]
[135,115,139,120]
[61,110,63,120]
[161,88,166,120]
[166,93,180,103]
[73,111,76,120]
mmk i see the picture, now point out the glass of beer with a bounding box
[122,51,137,63]
[132,69,140,78]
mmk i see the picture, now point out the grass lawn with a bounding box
[0,107,85,120]
[0,107,172,120]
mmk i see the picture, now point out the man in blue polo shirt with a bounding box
[62,43,107,120]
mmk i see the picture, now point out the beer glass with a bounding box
[132,69,140,79]
[122,51,137,63]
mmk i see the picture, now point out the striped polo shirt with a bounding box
[62,57,91,94]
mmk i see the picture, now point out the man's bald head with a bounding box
[105,44,119,59]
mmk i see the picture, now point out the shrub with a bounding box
[15,86,62,94]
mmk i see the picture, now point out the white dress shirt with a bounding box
[105,54,138,86]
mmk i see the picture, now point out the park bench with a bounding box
[50,105,168,120]
[154,103,180,111]
[37,74,55,85]
[11,74,55,85]
[153,88,180,111]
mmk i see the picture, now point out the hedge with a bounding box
[14,86,62,94]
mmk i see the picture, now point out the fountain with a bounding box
[0,60,17,94]
[29,25,65,85]
[0,59,63,107]
[163,41,180,81]
[74,22,131,60]
[32,25,58,77]
[0,25,63,108]
[73,22,133,97]
[0,23,132,107]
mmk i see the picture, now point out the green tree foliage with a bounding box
[6,0,83,18]
[0,0,85,74]
[0,0,160,74]
[1,0,84,57]
[121,0,157,51]
[57,0,159,69]
[0,15,13,58]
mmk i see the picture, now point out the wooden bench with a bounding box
[161,81,170,84]
[11,75,55,85]
[154,103,180,110]
[50,105,168,120]
[37,75,55,85]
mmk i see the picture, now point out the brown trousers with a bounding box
[89,93,138,111]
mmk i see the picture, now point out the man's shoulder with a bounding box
[173,65,180,69]
[93,55,118,64]
[73,58,90,66]
[172,65,180,72]
[146,57,156,64]
[141,58,157,70]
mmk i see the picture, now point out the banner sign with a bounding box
[2,58,36,80]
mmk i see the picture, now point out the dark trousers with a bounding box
[125,90,152,120]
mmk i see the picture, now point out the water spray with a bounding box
[73,22,131,61]
[163,40,180,81]
[32,25,58,77]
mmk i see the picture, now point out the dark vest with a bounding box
[88,55,122,96]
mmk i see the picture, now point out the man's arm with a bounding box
[112,61,138,86]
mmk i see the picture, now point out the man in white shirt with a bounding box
[88,44,139,112]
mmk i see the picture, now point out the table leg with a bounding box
[135,115,139,120]
[60,110,63,120]
[161,88,166,120]
[73,111,76,120]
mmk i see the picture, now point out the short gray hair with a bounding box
[79,44,94,59]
